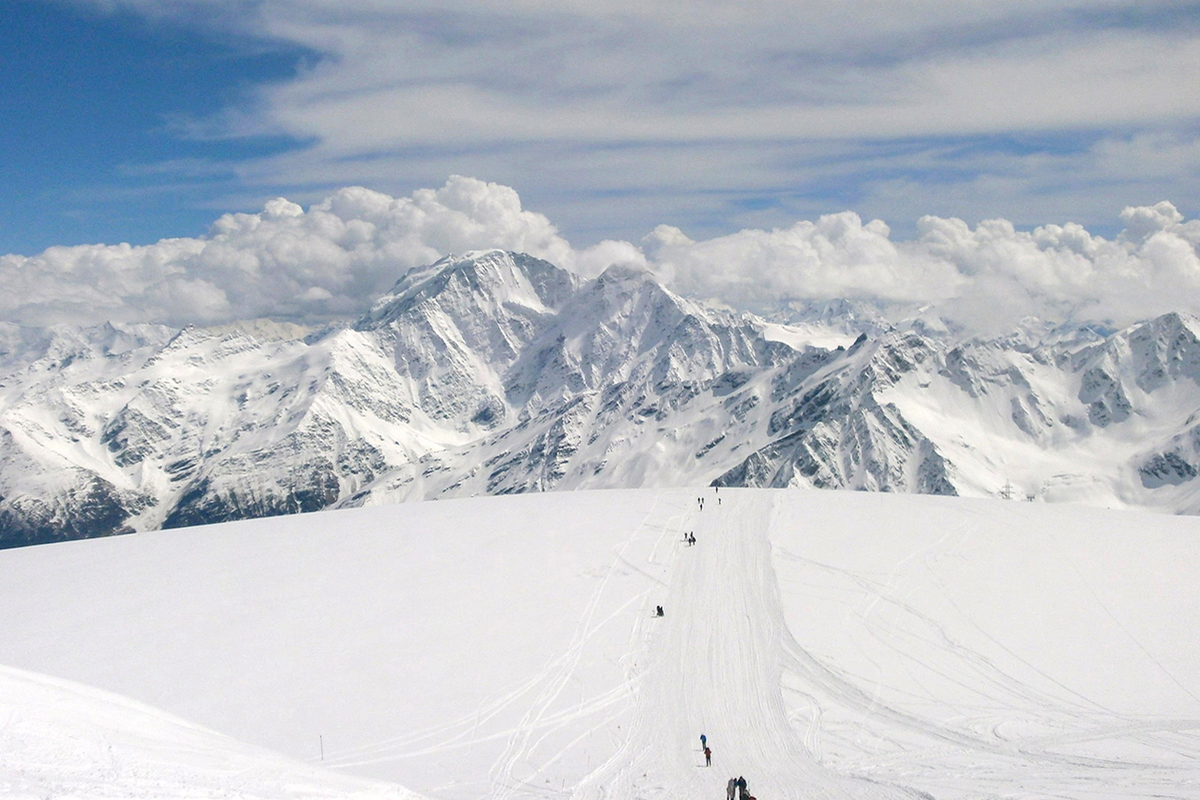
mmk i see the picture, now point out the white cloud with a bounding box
[647,199,1200,334]
[5,176,1200,336]
[0,177,609,326]
[645,213,962,309]
[69,2,1200,196]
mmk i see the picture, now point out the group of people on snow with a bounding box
[726,775,752,800]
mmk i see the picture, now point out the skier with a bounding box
[736,775,747,800]
[704,746,711,767]
[726,778,736,800]
[656,605,664,617]
[700,733,706,748]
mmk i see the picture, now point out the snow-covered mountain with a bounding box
[4,249,1200,546]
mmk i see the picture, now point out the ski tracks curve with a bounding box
[572,489,918,800]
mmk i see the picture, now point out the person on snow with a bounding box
[726,778,736,800]
[700,733,707,748]
[704,746,712,766]
[656,605,664,617]
[736,775,747,800]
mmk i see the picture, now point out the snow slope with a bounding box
[2,488,1200,799]
[0,664,420,799]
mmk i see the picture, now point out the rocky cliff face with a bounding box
[3,250,1200,546]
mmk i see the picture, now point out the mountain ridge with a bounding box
[3,248,1200,547]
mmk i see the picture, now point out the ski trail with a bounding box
[775,546,1113,747]
[573,489,917,800]
[485,492,684,800]
[325,494,684,780]
[768,498,1200,797]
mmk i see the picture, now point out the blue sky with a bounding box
[4,0,1200,258]
[1,0,312,253]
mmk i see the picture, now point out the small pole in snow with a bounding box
[320,735,324,761]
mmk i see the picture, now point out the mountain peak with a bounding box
[358,250,575,331]
[8,249,1200,546]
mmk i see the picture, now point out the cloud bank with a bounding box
[0,177,637,327]
[649,199,1200,332]
[3,177,1199,335]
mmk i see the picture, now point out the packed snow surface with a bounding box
[2,488,1200,799]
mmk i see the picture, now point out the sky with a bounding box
[3,0,1200,331]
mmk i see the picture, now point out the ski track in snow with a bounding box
[558,489,1200,800]
[322,494,682,792]
[569,492,915,800]
[486,494,675,800]
[5,488,1200,799]
[769,498,1200,799]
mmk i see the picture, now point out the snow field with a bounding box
[0,663,419,800]
[771,492,1200,798]
[2,488,1200,799]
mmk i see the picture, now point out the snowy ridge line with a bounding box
[7,252,1200,546]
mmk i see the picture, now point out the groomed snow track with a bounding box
[571,490,917,800]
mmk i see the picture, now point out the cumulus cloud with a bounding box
[645,213,962,309]
[0,176,637,327]
[4,176,1200,335]
[648,200,1200,334]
